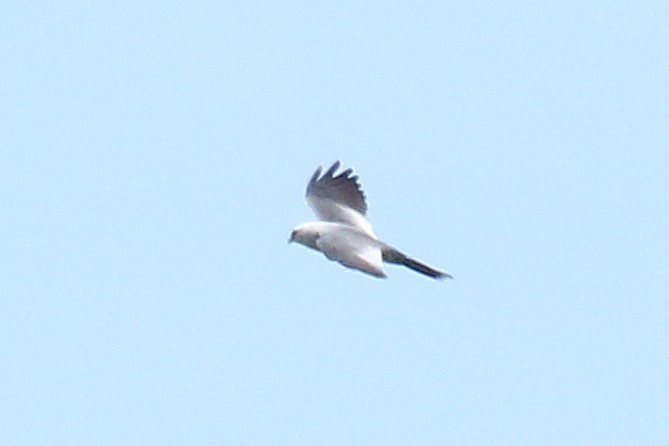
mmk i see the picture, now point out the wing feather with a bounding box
[306,161,367,215]
[305,161,377,238]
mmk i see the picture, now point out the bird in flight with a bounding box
[289,161,452,280]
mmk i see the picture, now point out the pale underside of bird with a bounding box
[289,161,453,280]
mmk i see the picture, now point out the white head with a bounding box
[288,222,324,250]
[288,223,320,249]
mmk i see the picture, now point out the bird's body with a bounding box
[291,221,387,277]
[290,161,452,280]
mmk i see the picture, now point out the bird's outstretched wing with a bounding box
[307,161,367,214]
[305,161,377,238]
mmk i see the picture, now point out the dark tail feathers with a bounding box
[383,248,453,280]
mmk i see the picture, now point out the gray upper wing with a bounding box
[305,161,377,238]
[306,161,367,215]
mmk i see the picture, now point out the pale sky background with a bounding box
[1,1,668,445]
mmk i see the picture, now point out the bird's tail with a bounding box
[383,247,453,280]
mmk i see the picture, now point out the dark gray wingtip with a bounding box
[336,168,353,181]
[309,166,323,184]
[324,160,340,177]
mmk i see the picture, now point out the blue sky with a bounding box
[1,1,667,444]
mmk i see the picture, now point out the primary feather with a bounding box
[305,161,376,238]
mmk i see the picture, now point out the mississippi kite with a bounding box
[289,161,452,280]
